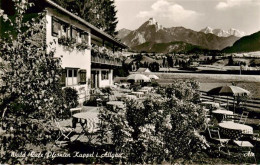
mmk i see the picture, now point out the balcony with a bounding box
[56,29,91,51]
[91,46,123,67]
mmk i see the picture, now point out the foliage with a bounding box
[148,62,160,72]
[98,80,208,164]
[150,80,159,87]
[62,87,79,119]
[113,61,129,77]
[52,0,118,37]
[100,87,112,95]
[130,83,142,92]
[58,36,76,47]
[227,55,234,66]
[57,36,90,51]
[0,1,64,163]
[75,41,91,51]
[164,80,201,103]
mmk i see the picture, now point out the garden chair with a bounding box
[208,127,230,155]
[222,114,233,122]
[54,120,75,145]
[233,140,256,163]
[238,111,249,124]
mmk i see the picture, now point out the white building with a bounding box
[44,0,127,102]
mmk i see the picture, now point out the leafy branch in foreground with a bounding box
[0,0,64,163]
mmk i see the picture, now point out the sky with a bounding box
[114,0,260,35]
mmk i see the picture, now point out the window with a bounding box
[72,27,77,39]
[101,70,109,80]
[81,32,89,43]
[78,69,86,84]
[52,17,62,37]
[66,68,78,86]
[52,17,69,37]
[68,70,73,77]
[74,69,77,77]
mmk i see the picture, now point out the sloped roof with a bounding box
[45,0,127,48]
[140,55,156,64]
[124,58,135,64]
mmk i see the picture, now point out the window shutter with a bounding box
[78,69,86,84]
[60,69,66,87]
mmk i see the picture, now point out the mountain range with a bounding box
[117,18,242,53]
[200,27,245,37]
[222,31,260,53]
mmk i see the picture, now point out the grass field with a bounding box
[151,72,260,99]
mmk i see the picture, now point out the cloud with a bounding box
[137,0,201,24]
[216,0,260,10]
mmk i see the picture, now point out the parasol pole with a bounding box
[227,96,229,109]
[233,95,236,113]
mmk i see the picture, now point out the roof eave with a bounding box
[45,0,128,49]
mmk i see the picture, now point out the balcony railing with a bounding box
[91,46,123,66]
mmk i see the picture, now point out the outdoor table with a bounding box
[138,89,149,94]
[212,109,233,122]
[201,101,220,109]
[72,111,99,133]
[125,94,137,100]
[218,121,253,139]
[212,109,233,115]
[142,86,153,92]
[131,91,144,98]
[106,101,125,110]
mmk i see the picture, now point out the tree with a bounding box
[52,0,118,37]
[167,55,173,67]
[149,62,160,72]
[0,1,64,163]
[228,55,234,66]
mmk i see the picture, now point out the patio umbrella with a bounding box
[207,85,250,96]
[207,85,250,112]
[127,74,151,82]
[148,74,159,80]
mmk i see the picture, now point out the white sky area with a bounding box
[115,0,260,35]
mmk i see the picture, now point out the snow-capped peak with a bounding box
[201,26,213,33]
[228,28,245,37]
[200,27,245,37]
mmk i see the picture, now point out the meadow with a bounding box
[154,72,260,99]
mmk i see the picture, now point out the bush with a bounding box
[164,80,201,103]
[98,80,208,164]
[83,95,98,106]
[62,87,79,118]
[130,83,142,91]
[151,80,159,87]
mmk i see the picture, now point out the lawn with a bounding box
[153,72,260,99]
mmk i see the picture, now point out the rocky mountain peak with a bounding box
[228,28,245,37]
[142,18,163,31]
[117,19,240,51]
[200,27,245,37]
[148,18,157,25]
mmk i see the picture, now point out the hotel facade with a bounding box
[44,0,127,103]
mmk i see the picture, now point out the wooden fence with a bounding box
[200,90,260,116]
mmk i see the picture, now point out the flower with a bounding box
[3,14,8,22]
[0,9,4,16]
